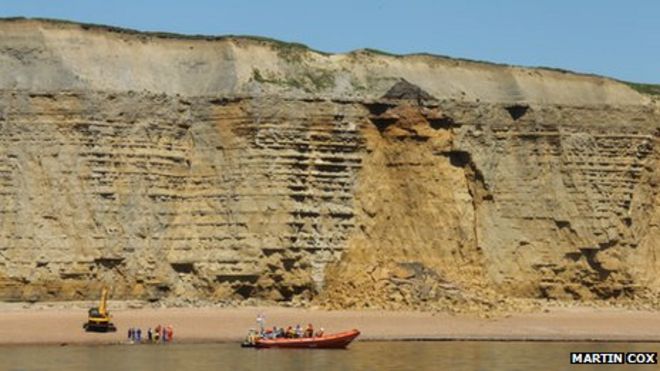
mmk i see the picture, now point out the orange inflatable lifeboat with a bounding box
[246,329,360,349]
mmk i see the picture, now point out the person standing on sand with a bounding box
[136,328,142,343]
[167,325,173,342]
[147,328,153,342]
[127,327,132,341]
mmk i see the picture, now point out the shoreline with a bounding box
[2,304,660,346]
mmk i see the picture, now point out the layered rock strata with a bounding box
[0,19,657,310]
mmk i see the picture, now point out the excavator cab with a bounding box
[83,287,117,332]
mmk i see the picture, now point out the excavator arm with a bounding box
[99,287,108,316]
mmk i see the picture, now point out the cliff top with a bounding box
[0,17,655,106]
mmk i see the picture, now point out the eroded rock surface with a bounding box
[0,19,658,311]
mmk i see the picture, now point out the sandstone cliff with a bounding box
[0,19,658,311]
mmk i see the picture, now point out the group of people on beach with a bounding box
[127,324,174,344]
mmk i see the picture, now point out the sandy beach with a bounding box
[1,303,660,346]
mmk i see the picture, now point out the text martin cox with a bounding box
[571,352,657,365]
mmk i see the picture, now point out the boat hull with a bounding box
[254,329,360,349]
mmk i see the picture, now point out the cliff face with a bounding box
[0,19,658,309]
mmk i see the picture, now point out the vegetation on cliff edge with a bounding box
[623,82,660,96]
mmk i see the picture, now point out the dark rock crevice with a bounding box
[505,104,529,120]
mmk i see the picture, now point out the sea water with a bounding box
[0,341,655,371]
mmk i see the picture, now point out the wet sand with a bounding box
[1,304,660,345]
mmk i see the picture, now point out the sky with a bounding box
[1,0,658,83]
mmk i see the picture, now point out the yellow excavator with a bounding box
[83,287,117,332]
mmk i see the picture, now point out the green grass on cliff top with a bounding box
[622,82,660,96]
[3,17,659,94]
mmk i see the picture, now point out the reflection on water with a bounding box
[0,341,656,371]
